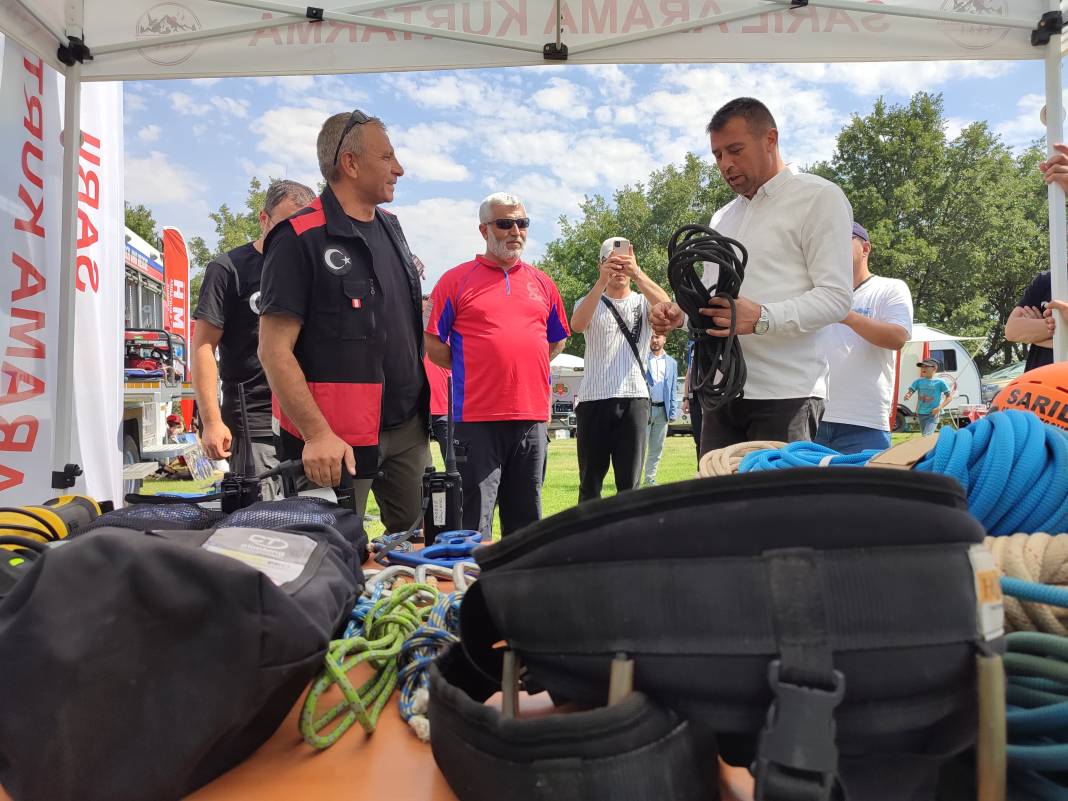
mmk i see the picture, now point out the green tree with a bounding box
[124,202,160,248]
[540,153,734,363]
[815,93,1047,371]
[208,176,266,254]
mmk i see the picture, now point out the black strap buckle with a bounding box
[753,659,845,801]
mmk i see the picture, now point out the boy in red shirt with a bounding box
[426,193,569,536]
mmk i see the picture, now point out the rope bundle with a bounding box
[737,441,880,472]
[699,440,785,476]
[987,534,1068,636]
[397,590,464,741]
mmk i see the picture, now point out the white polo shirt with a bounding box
[701,166,853,400]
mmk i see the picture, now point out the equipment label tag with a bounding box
[432,491,446,526]
[203,527,317,587]
[968,544,1004,641]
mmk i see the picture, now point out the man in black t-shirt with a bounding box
[1006,271,1054,373]
[192,179,315,498]
[258,112,429,533]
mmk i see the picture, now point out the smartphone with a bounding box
[611,238,631,257]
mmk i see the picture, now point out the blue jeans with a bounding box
[813,421,891,455]
[643,404,669,485]
[917,413,939,437]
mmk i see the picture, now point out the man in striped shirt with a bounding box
[571,237,670,501]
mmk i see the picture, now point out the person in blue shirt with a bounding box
[643,334,679,485]
[903,359,952,436]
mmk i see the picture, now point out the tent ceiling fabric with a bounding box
[1,0,1060,82]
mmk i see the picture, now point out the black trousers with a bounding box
[454,420,546,538]
[700,396,824,455]
[688,393,703,462]
[576,397,651,502]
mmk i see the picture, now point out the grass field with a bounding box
[145,430,919,539]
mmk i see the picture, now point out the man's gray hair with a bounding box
[264,179,315,215]
[316,111,385,182]
[479,193,524,223]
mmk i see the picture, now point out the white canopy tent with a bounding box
[0,0,1066,493]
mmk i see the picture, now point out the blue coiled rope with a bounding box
[737,411,1068,536]
[1001,578,1068,799]
[397,590,463,738]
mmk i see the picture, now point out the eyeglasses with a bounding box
[490,217,530,230]
[332,109,371,166]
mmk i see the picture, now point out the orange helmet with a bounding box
[990,361,1068,431]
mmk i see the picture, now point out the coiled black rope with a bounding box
[667,224,748,411]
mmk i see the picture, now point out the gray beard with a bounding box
[488,235,523,263]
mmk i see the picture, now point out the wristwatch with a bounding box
[753,305,770,335]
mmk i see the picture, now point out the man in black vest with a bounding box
[192,179,315,499]
[259,111,429,533]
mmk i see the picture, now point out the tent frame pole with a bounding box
[51,54,83,489]
[1043,0,1068,362]
[765,0,1035,30]
[13,0,65,44]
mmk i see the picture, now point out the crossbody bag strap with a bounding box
[600,295,652,387]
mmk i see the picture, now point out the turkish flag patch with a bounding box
[351,298,362,309]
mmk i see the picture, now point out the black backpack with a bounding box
[0,523,361,801]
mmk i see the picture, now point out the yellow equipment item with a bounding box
[0,495,101,549]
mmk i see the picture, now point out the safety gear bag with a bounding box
[441,468,1002,801]
[0,521,362,801]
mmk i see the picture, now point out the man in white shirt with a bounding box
[815,222,913,454]
[643,333,679,485]
[652,97,853,452]
[571,237,670,501]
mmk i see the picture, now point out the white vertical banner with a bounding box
[0,35,63,503]
[0,33,124,505]
[67,79,124,505]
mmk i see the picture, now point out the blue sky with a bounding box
[123,58,1058,286]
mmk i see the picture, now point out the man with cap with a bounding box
[814,222,913,454]
[570,238,670,501]
[903,359,952,437]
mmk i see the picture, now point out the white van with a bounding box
[894,323,985,431]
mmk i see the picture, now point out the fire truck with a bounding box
[121,227,194,483]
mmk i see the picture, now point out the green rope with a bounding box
[300,582,435,749]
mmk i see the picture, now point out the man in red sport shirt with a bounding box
[422,294,451,461]
[425,193,570,537]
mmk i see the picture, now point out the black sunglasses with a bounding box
[490,217,530,230]
[332,109,371,166]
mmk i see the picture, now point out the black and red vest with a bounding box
[265,186,426,467]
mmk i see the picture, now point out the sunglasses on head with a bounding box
[332,109,371,166]
[490,217,530,230]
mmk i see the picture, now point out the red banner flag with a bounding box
[162,227,190,345]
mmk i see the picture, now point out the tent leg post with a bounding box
[1043,0,1068,363]
[52,59,83,491]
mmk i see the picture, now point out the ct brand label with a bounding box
[324,248,353,275]
[248,533,288,550]
[136,3,203,66]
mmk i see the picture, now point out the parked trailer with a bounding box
[894,323,985,432]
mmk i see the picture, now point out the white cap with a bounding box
[599,236,625,261]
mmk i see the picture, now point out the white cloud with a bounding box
[125,92,147,111]
[170,91,208,116]
[531,78,589,120]
[124,151,203,205]
[809,61,1014,98]
[387,198,483,286]
[392,123,471,182]
[994,92,1064,149]
[943,116,971,142]
[137,124,161,143]
[211,96,250,117]
[190,77,222,87]
[594,104,638,125]
[583,64,635,102]
[251,105,330,179]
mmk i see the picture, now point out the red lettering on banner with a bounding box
[693,0,729,33]
[0,416,38,453]
[862,0,888,32]
[23,90,42,139]
[1,56,49,493]
[463,2,493,35]
[6,309,45,359]
[660,0,687,26]
[582,0,616,34]
[325,21,360,43]
[287,21,323,44]
[75,128,102,295]
[23,57,42,95]
[15,186,44,238]
[621,0,653,32]
[76,254,99,293]
[11,253,45,302]
[250,12,284,45]
[0,463,24,492]
[427,5,457,30]
[21,141,42,190]
[362,9,398,41]
[497,0,525,36]
[824,9,859,32]
[0,363,45,406]
[546,1,578,34]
